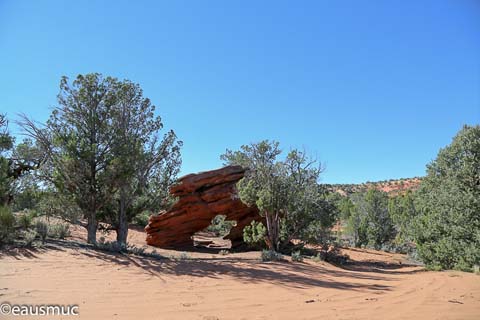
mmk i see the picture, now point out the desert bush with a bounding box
[324,246,349,265]
[133,211,151,227]
[95,241,162,258]
[311,246,349,265]
[48,223,70,239]
[17,211,34,229]
[35,220,49,243]
[95,240,124,252]
[243,220,267,248]
[380,241,416,254]
[127,244,146,255]
[0,206,16,244]
[291,251,303,262]
[22,229,37,247]
[473,265,480,275]
[261,250,283,262]
[35,193,82,224]
[206,215,236,237]
[219,249,230,255]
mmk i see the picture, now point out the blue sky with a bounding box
[0,0,479,183]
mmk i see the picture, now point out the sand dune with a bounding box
[1,226,479,319]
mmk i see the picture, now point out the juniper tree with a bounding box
[345,189,394,249]
[104,80,182,245]
[1,115,43,206]
[413,125,480,270]
[0,114,13,205]
[20,74,181,245]
[20,74,119,243]
[221,140,334,251]
[388,190,416,244]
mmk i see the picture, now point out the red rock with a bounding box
[145,166,260,248]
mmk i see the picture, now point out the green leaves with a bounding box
[413,125,480,270]
[0,114,14,153]
[0,157,12,205]
[243,220,267,248]
[346,189,394,249]
[0,205,15,244]
[222,140,334,251]
[19,73,182,244]
[388,191,416,243]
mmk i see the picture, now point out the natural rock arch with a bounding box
[145,166,261,248]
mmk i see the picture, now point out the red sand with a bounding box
[1,225,479,319]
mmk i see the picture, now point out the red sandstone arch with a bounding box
[145,166,260,248]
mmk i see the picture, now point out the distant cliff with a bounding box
[325,177,422,196]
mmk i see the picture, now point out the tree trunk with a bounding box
[87,213,97,244]
[264,211,279,251]
[116,191,128,247]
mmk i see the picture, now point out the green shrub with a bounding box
[22,230,37,247]
[133,211,151,227]
[291,251,303,262]
[35,220,49,243]
[0,206,15,244]
[34,193,82,224]
[18,211,34,229]
[95,240,123,252]
[206,215,237,236]
[413,125,480,270]
[48,223,70,239]
[127,244,146,255]
[95,242,163,259]
[473,265,480,275]
[243,220,267,248]
[310,247,349,265]
[261,250,283,262]
[219,249,230,255]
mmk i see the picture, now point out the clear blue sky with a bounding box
[0,0,479,183]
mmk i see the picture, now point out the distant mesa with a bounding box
[145,165,261,248]
[326,177,422,196]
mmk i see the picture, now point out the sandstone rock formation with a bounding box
[145,165,260,248]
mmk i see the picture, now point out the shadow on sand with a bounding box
[0,238,425,293]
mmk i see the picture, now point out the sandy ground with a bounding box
[1,225,479,320]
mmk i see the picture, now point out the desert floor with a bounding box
[1,225,479,320]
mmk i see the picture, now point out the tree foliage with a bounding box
[0,115,16,204]
[19,74,181,244]
[0,205,15,245]
[413,125,480,270]
[346,189,395,249]
[206,215,237,237]
[243,220,267,248]
[1,115,44,205]
[221,140,335,251]
[100,79,182,244]
[20,74,119,243]
[388,190,416,243]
